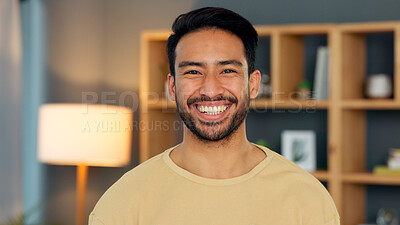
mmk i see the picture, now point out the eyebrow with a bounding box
[178,61,205,68]
[218,60,243,67]
[178,60,243,68]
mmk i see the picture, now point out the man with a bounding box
[89,7,340,225]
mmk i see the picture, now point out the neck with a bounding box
[170,122,266,179]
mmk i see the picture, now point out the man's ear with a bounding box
[167,73,176,101]
[249,70,261,99]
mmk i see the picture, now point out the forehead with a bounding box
[175,29,246,65]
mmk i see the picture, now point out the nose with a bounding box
[199,74,224,98]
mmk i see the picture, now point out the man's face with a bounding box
[167,29,260,142]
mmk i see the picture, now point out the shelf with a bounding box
[338,21,399,33]
[275,23,334,35]
[256,24,333,35]
[250,98,329,110]
[147,99,177,111]
[146,98,330,111]
[341,99,400,110]
[311,170,329,181]
[141,30,171,41]
[342,172,400,185]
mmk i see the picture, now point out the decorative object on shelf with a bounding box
[38,104,133,225]
[281,130,316,172]
[376,208,398,225]
[257,73,272,99]
[373,148,400,176]
[373,166,400,176]
[296,80,311,100]
[388,148,400,170]
[365,74,393,99]
[313,46,329,100]
[255,139,270,148]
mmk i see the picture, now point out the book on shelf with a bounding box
[373,165,400,176]
[313,46,329,100]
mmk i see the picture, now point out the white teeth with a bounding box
[196,104,229,115]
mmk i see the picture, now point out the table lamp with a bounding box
[37,103,133,225]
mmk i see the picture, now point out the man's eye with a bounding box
[185,70,200,75]
[222,69,236,74]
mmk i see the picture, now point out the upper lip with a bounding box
[194,101,232,107]
[187,96,237,108]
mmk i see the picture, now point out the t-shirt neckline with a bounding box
[162,143,274,186]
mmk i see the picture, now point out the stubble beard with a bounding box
[176,92,249,143]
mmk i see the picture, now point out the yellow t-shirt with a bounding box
[89,144,340,225]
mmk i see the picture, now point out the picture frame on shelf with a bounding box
[281,130,316,172]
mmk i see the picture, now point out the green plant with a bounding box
[1,208,64,225]
[255,139,270,148]
[297,79,311,90]
[0,213,25,225]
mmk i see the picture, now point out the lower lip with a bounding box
[193,105,231,121]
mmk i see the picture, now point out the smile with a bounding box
[196,105,229,115]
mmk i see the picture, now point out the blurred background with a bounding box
[2,0,400,224]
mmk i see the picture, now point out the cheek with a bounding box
[224,80,248,98]
[176,80,199,100]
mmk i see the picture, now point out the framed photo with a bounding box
[281,130,316,172]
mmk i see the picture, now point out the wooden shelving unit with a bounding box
[341,100,400,109]
[343,172,400,185]
[312,170,330,181]
[140,21,400,225]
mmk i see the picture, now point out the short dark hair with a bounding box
[167,7,258,77]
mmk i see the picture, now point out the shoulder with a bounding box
[257,145,340,222]
[258,145,325,187]
[107,149,168,191]
[263,147,331,197]
[89,148,172,222]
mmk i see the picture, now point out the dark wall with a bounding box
[195,0,400,24]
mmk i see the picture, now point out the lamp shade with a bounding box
[38,104,132,167]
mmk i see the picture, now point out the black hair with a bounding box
[167,7,258,77]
